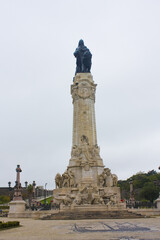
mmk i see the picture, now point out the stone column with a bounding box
[9,165,26,218]
[13,165,22,201]
[129,179,135,208]
[69,73,104,186]
[71,73,97,147]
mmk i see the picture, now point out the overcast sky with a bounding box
[0,0,160,189]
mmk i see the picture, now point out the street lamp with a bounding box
[129,178,135,208]
[32,181,36,198]
[25,181,28,188]
[44,183,47,205]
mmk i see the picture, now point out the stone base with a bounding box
[155,197,160,209]
[60,203,126,211]
[41,209,144,220]
[8,200,26,218]
[53,186,124,209]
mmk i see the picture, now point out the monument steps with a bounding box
[41,210,145,220]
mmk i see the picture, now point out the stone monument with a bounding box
[8,165,26,217]
[155,192,160,209]
[53,40,124,210]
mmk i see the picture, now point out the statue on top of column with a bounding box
[74,39,92,75]
[13,164,23,201]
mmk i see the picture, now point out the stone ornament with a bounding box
[71,80,96,102]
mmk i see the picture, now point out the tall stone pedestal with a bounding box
[53,73,125,210]
[8,200,26,218]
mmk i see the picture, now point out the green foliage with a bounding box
[146,170,157,176]
[27,184,33,209]
[40,196,53,204]
[118,169,160,202]
[0,221,20,230]
[0,195,10,204]
[0,205,9,209]
[140,182,159,202]
[118,180,130,199]
[27,184,33,194]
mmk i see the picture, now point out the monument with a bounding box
[53,40,124,210]
[8,165,26,217]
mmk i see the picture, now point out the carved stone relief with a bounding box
[98,168,118,187]
[71,80,96,102]
[71,136,101,165]
[55,169,76,189]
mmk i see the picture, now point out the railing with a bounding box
[126,201,156,209]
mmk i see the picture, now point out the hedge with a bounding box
[0,206,9,209]
[0,221,20,229]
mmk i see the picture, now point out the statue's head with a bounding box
[78,39,84,47]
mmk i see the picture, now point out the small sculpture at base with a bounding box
[98,168,118,187]
[55,173,62,188]
[55,169,76,188]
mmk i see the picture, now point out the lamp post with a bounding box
[129,178,135,208]
[25,181,28,188]
[8,181,11,188]
[32,181,36,199]
[44,183,47,205]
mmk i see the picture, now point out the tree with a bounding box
[118,169,160,203]
[0,195,10,204]
[140,182,159,202]
[27,184,33,209]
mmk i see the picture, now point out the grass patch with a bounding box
[40,196,53,204]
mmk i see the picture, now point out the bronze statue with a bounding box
[74,39,92,75]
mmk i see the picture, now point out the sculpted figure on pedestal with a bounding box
[112,174,118,186]
[106,193,118,207]
[98,174,105,187]
[98,168,118,187]
[73,193,82,205]
[63,194,72,206]
[104,168,113,187]
[58,169,76,188]
[55,173,62,188]
[91,144,101,159]
[68,169,75,187]
[71,145,81,159]
[80,135,92,163]
[92,194,104,205]
[62,170,70,187]
[74,39,92,74]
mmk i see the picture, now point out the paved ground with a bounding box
[0,217,160,240]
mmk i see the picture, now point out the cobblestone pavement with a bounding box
[0,217,160,240]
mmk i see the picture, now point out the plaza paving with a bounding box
[0,217,160,240]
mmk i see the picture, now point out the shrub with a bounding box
[0,221,20,230]
[0,206,9,209]
[0,196,10,204]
